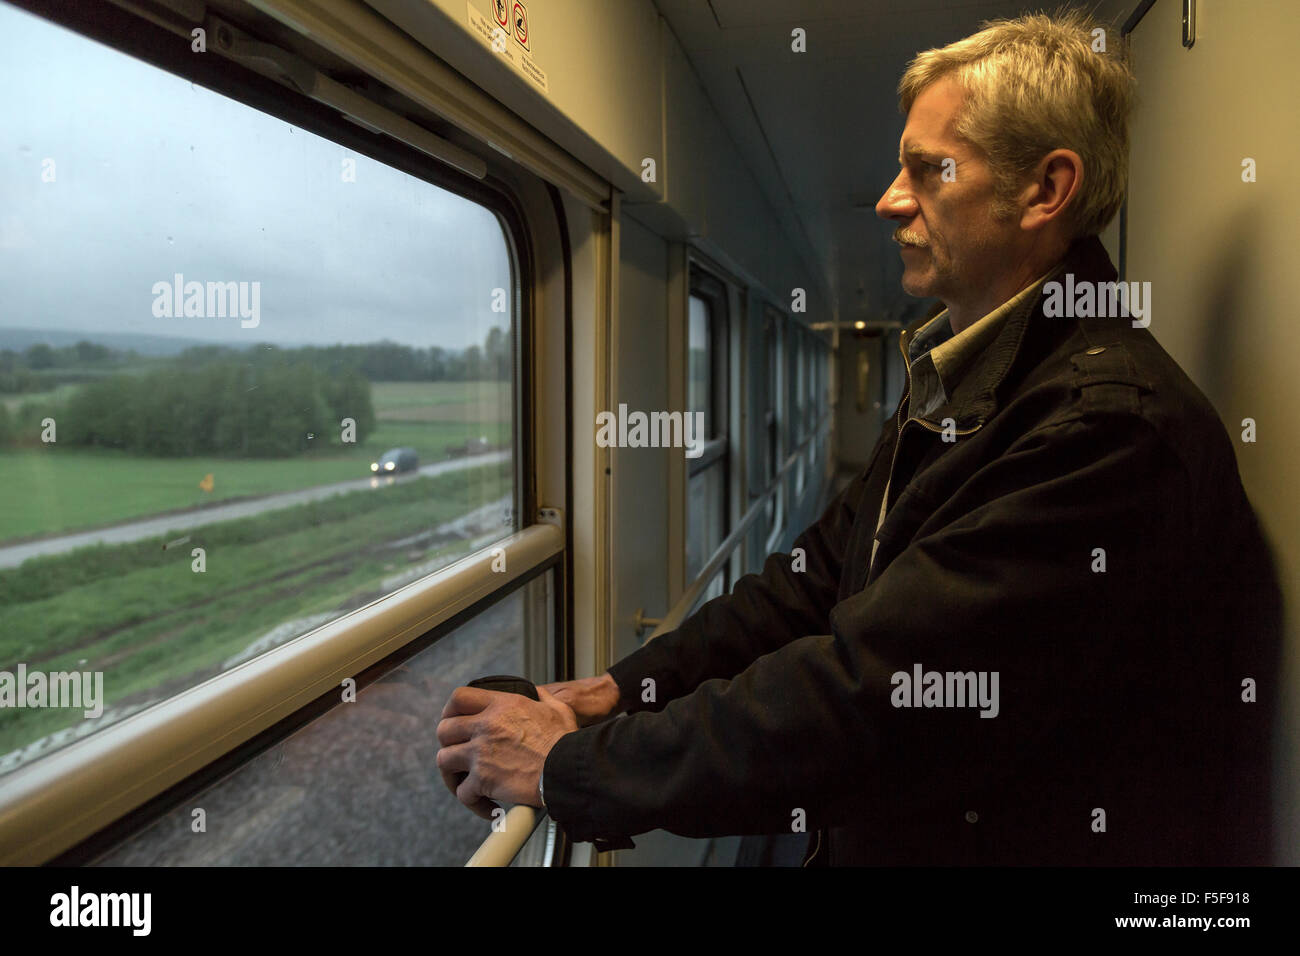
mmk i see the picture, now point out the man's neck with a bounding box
[944,270,1042,335]
[943,242,1070,335]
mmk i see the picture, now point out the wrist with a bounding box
[598,671,622,713]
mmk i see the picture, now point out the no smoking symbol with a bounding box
[512,0,530,51]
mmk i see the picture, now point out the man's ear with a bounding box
[1019,149,1083,232]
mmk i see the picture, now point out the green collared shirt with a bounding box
[904,272,1054,421]
[869,273,1053,571]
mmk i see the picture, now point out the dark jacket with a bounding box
[544,234,1283,865]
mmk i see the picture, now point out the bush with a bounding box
[47,359,375,457]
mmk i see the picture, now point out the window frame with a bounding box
[0,0,569,865]
[760,304,786,552]
[684,265,730,594]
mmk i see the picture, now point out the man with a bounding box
[436,11,1281,865]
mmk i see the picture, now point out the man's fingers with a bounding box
[437,740,496,819]
[440,685,494,719]
[456,772,499,820]
[437,741,472,774]
[435,737,469,799]
[439,765,466,800]
[436,714,474,746]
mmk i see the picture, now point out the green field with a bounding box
[0,380,511,542]
[0,377,515,761]
[0,461,513,756]
[1,382,82,414]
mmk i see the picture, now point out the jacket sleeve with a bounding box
[604,458,871,714]
[544,413,1191,841]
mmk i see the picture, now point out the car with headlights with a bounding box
[370,447,418,475]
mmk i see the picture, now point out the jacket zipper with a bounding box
[802,827,823,867]
[870,329,980,578]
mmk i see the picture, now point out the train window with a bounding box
[818,343,827,421]
[791,331,806,496]
[809,338,823,468]
[685,270,729,599]
[91,574,553,866]
[687,296,713,440]
[762,309,782,538]
[807,340,818,470]
[0,4,518,776]
[811,339,820,424]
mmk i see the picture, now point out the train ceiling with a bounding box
[654,0,1132,326]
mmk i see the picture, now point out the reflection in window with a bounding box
[685,281,726,592]
[0,4,516,774]
[793,335,806,495]
[763,313,779,528]
[687,295,711,439]
[686,459,725,586]
[93,576,552,866]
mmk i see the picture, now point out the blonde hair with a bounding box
[898,8,1136,238]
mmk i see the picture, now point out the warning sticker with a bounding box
[512,0,530,52]
[466,0,548,94]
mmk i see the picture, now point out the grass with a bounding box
[0,378,515,760]
[370,380,509,410]
[0,461,513,756]
[0,380,511,542]
[1,382,82,414]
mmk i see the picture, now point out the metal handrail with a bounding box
[649,418,832,641]
[464,805,546,867]
[461,418,832,866]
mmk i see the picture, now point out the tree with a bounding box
[24,343,55,370]
[483,326,510,380]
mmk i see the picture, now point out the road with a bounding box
[0,450,510,570]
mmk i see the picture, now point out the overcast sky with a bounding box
[0,2,512,352]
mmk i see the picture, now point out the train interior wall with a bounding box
[1124,0,1300,864]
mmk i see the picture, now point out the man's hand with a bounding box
[538,672,623,728]
[435,685,579,819]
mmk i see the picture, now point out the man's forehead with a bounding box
[897,139,962,163]
[899,142,939,159]
[898,77,966,159]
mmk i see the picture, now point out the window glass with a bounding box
[687,295,711,439]
[686,283,726,591]
[763,313,780,528]
[790,334,804,445]
[813,344,822,421]
[803,336,813,433]
[0,4,516,775]
[686,464,725,587]
[93,576,551,866]
[793,336,806,495]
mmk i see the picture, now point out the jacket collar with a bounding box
[900,233,1118,430]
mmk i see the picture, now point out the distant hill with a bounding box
[0,327,282,356]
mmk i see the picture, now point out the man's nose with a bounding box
[876,172,917,221]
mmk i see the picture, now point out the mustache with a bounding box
[893,227,928,248]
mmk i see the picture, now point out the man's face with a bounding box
[875,76,1020,305]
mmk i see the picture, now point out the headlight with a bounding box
[385,461,395,471]
[370,462,379,472]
